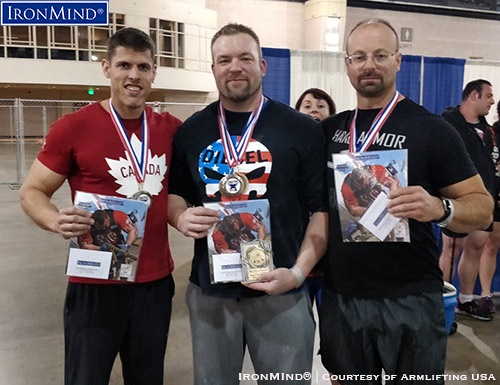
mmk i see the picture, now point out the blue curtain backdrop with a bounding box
[262,47,290,105]
[261,50,464,114]
[422,57,465,114]
[396,55,422,104]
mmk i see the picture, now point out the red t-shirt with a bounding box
[38,102,181,284]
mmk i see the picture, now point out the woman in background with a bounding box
[295,87,336,122]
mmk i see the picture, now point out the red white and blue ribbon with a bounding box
[217,96,265,169]
[349,91,399,152]
[108,99,149,185]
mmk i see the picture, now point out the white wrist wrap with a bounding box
[290,266,305,288]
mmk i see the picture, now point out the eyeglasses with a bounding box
[346,51,398,66]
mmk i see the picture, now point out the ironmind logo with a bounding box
[0,1,109,26]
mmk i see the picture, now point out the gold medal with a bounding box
[132,190,153,208]
[219,172,249,197]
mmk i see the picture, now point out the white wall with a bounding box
[345,7,500,62]
[205,0,305,49]
[206,1,500,62]
[2,0,500,103]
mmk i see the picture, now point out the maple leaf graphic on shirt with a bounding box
[105,133,167,198]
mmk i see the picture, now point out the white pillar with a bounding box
[304,0,347,52]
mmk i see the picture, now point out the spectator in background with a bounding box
[439,79,497,321]
[477,99,500,316]
[295,87,336,122]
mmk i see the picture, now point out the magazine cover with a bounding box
[66,191,148,282]
[332,149,410,242]
[204,199,272,283]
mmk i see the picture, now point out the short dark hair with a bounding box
[294,88,336,115]
[218,214,241,235]
[92,210,109,227]
[211,23,262,60]
[107,27,155,62]
[462,79,492,101]
[346,18,399,54]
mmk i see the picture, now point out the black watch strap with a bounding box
[433,198,454,228]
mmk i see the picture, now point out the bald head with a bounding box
[346,19,399,55]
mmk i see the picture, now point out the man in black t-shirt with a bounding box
[168,23,327,385]
[439,79,497,321]
[320,18,493,384]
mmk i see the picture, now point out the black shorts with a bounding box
[443,220,494,238]
[319,289,446,384]
[64,275,175,385]
[494,203,500,222]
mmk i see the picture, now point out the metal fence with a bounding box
[0,98,207,188]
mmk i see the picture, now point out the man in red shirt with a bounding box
[19,27,181,385]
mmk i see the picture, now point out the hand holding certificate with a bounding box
[332,150,410,242]
[204,199,273,284]
[66,191,148,281]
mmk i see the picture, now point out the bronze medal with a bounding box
[219,173,248,197]
[132,190,153,208]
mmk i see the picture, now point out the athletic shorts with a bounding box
[443,220,493,238]
[64,275,175,385]
[319,289,446,385]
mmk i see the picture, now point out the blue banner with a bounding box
[1,1,109,26]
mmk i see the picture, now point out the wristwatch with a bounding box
[433,198,454,228]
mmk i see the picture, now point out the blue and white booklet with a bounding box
[66,191,148,281]
[332,149,410,242]
[204,199,273,283]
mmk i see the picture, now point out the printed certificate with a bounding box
[66,191,148,281]
[204,199,272,283]
[332,150,410,243]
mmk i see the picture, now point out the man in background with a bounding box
[439,79,498,321]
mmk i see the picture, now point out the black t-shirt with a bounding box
[442,106,497,197]
[322,98,477,299]
[169,99,328,298]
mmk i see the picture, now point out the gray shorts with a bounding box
[186,282,315,385]
[319,289,446,385]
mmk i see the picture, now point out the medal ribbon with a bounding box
[108,99,150,185]
[349,91,399,152]
[218,96,265,169]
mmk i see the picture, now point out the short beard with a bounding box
[356,83,386,98]
[224,84,260,104]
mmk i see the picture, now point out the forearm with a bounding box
[445,191,493,233]
[19,186,60,233]
[167,194,189,231]
[347,205,366,217]
[292,211,328,279]
[256,224,267,239]
[126,227,139,245]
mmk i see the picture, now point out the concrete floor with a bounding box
[0,183,499,385]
